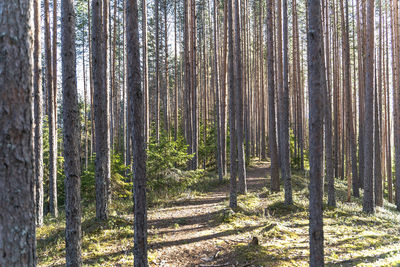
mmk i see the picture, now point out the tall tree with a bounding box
[103,0,111,204]
[307,0,325,264]
[213,0,223,181]
[229,0,238,209]
[0,1,36,265]
[393,0,400,211]
[190,0,198,170]
[363,0,375,214]
[127,0,148,264]
[234,0,247,194]
[92,0,110,220]
[267,0,280,192]
[61,0,82,264]
[155,0,160,142]
[282,0,292,205]
[143,0,149,144]
[164,0,170,136]
[34,0,44,226]
[174,0,178,141]
[45,0,58,217]
[323,0,335,206]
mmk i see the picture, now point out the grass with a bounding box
[222,169,400,266]
[37,166,400,266]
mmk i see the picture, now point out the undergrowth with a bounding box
[37,163,400,266]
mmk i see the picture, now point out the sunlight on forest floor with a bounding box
[37,160,400,266]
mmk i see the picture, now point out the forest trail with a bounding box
[147,161,270,266]
[37,161,400,266]
[145,160,400,267]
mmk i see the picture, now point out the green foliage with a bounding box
[147,133,193,177]
[198,122,217,169]
[147,132,206,201]
[81,154,132,203]
[289,129,309,170]
[110,154,132,200]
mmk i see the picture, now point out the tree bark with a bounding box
[282,0,292,205]
[363,0,375,214]
[34,0,44,226]
[127,0,148,264]
[307,0,325,264]
[213,0,223,181]
[92,0,109,220]
[61,0,83,264]
[0,1,36,265]
[45,0,58,218]
[234,0,247,194]
[267,0,280,192]
[228,0,237,209]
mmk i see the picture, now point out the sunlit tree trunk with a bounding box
[34,0,44,226]
[363,0,375,214]
[267,0,279,192]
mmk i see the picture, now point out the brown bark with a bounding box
[0,2,36,265]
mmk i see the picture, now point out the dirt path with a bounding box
[148,161,269,266]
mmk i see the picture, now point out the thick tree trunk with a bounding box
[307,0,325,264]
[92,0,109,220]
[0,1,36,265]
[34,0,44,227]
[127,0,148,264]
[61,0,82,264]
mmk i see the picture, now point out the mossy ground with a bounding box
[37,160,400,266]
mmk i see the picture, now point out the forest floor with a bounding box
[37,160,400,266]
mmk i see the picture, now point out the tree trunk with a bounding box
[83,29,89,171]
[213,0,223,181]
[34,0,44,227]
[155,0,160,143]
[164,0,170,137]
[92,0,109,220]
[323,0,335,207]
[267,0,280,192]
[143,0,149,145]
[127,0,148,263]
[228,0,237,209]
[234,0,247,194]
[363,0,375,214]
[0,2,36,265]
[45,0,58,218]
[307,0,325,264]
[61,0,83,264]
[282,0,292,205]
